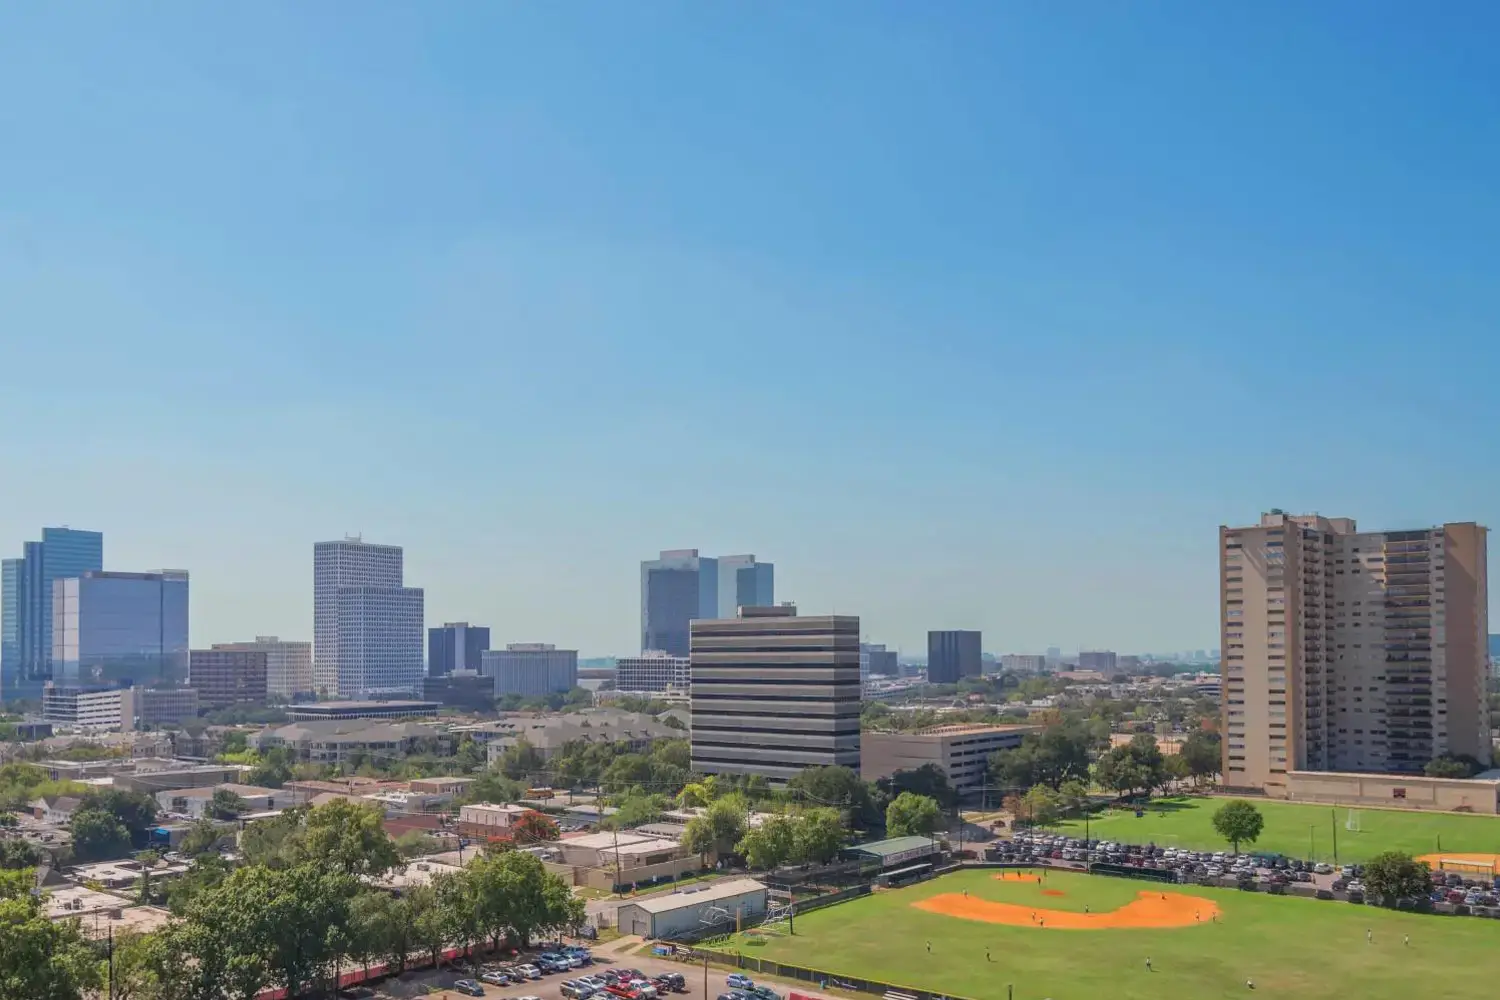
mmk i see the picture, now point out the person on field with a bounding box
[1145,957,1152,972]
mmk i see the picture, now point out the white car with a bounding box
[517,964,542,979]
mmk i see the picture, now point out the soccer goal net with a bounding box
[1344,810,1361,833]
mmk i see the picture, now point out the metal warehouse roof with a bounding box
[846,835,940,859]
[622,878,767,914]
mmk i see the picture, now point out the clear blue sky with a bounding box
[3,3,1499,657]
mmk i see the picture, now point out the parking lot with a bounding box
[354,948,829,1000]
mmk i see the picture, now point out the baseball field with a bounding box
[1041,795,1500,863]
[727,868,1500,1000]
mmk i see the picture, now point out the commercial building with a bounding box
[313,537,424,699]
[547,830,705,893]
[42,685,136,730]
[926,630,981,684]
[1078,650,1119,673]
[51,571,189,689]
[860,723,1041,794]
[1000,654,1048,674]
[482,643,578,698]
[135,687,200,728]
[614,878,767,939]
[1220,512,1491,796]
[210,637,312,700]
[616,651,691,693]
[861,643,899,683]
[468,708,678,765]
[156,783,285,819]
[714,555,775,618]
[428,622,490,677]
[422,671,496,711]
[641,549,720,657]
[690,605,861,783]
[189,649,268,709]
[456,802,534,839]
[1,527,104,700]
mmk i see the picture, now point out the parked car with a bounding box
[480,971,511,986]
[452,982,485,998]
[517,964,543,979]
[726,974,756,990]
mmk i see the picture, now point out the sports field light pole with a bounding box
[1309,825,1315,861]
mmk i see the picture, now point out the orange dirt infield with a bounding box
[1040,889,1065,897]
[914,891,1221,930]
[994,872,1045,883]
[1419,852,1500,872]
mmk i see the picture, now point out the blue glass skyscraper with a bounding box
[0,527,104,701]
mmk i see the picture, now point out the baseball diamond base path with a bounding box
[914,890,1222,929]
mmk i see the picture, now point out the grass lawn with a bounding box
[1042,796,1500,863]
[727,868,1500,1000]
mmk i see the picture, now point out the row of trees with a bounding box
[989,728,1222,801]
[0,797,586,1000]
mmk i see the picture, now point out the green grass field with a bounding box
[728,868,1500,1000]
[1039,796,1500,862]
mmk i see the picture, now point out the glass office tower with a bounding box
[52,571,189,689]
[1,527,104,699]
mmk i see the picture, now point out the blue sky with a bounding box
[3,3,1499,657]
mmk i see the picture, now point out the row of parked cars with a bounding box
[717,973,781,1000]
[997,832,1335,882]
[545,966,690,1000]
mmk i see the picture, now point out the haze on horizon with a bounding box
[3,3,1498,658]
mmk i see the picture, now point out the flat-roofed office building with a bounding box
[690,605,860,783]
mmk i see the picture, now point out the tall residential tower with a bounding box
[1220,512,1489,795]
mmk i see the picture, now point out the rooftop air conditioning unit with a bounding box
[416,863,430,871]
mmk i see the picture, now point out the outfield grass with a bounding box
[1040,796,1500,863]
[728,868,1500,1000]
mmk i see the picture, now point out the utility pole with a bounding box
[703,953,709,999]
[1330,809,1339,865]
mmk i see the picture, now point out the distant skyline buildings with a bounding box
[927,629,982,684]
[482,642,578,698]
[211,636,311,700]
[312,537,424,700]
[1,527,104,700]
[428,621,490,677]
[640,549,774,657]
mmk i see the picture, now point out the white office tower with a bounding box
[313,537,424,699]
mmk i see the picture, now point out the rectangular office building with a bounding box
[1221,512,1490,796]
[482,643,578,698]
[52,571,189,689]
[690,605,861,783]
[210,637,312,700]
[428,622,490,677]
[190,649,269,709]
[927,630,982,684]
[1,527,104,699]
[616,651,691,693]
[313,538,424,699]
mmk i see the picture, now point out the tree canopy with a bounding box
[885,791,942,838]
[1211,799,1264,854]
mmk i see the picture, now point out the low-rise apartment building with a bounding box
[250,719,453,764]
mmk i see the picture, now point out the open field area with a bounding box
[727,868,1500,1000]
[1040,796,1500,863]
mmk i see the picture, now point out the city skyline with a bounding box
[5,7,1500,659]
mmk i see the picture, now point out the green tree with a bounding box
[0,836,44,869]
[408,883,451,970]
[1020,784,1063,827]
[394,830,443,859]
[463,769,526,806]
[682,795,749,860]
[165,854,232,916]
[676,780,718,809]
[1179,730,1222,784]
[81,789,159,848]
[1424,755,1481,779]
[111,929,172,1000]
[1092,746,1151,799]
[786,766,880,827]
[1363,851,1432,905]
[1057,778,1091,817]
[0,885,103,1000]
[179,818,223,857]
[246,746,294,789]
[885,792,942,838]
[875,764,957,811]
[207,789,247,820]
[988,725,1092,791]
[496,739,544,781]
[294,798,400,876]
[601,753,654,794]
[1211,799,1264,854]
[70,807,133,861]
[792,807,847,863]
[737,813,797,870]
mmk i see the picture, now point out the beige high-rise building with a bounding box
[1221,512,1489,796]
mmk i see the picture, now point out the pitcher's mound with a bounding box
[915,890,1220,930]
[1041,889,1065,897]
